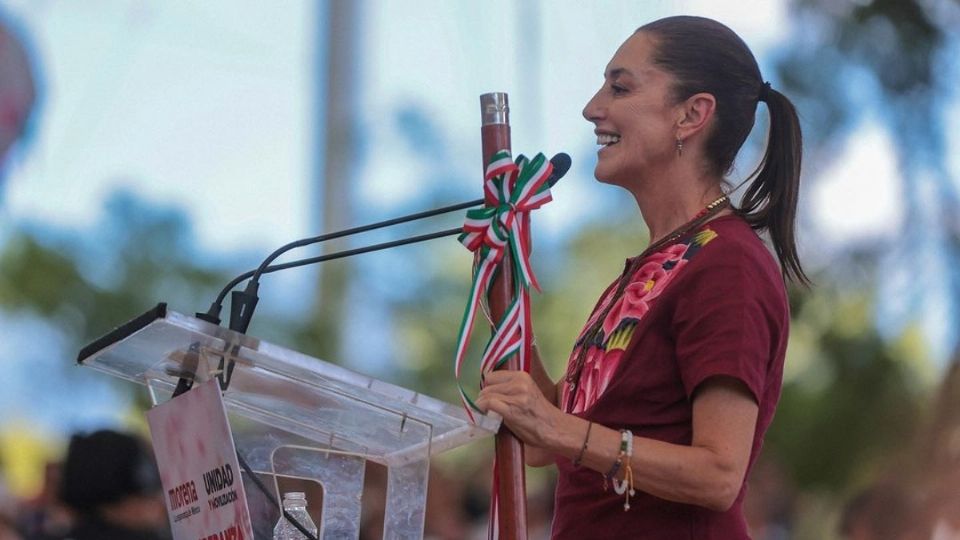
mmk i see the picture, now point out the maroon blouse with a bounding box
[552,215,789,539]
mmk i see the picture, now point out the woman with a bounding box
[476,16,805,539]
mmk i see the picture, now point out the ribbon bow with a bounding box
[454,150,553,422]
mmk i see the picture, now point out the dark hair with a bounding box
[60,430,162,514]
[638,16,808,284]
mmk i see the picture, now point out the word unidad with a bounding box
[203,463,235,495]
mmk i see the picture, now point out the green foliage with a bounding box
[0,189,232,357]
[767,284,927,492]
[389,240,479,403]
[770,0,960,515]
[0,234,88,317]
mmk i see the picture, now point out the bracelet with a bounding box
[603,458,621,492]
[611,430,636,511]
[573,421,593,468]
[602,431,628,491]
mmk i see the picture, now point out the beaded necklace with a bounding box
[562,194,730,412]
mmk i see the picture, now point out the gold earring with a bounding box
[676,137,684,157]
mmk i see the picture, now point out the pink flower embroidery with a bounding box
[601,244,689,336]
[594,346,623,398]
[564,240,703,413]
[565,346,610,414]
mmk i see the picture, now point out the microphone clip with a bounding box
[229,281,260,334]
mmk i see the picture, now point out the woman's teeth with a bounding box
[597,134,621,146]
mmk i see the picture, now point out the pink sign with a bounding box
[147,379,255,540]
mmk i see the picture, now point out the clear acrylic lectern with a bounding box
[77,303,501,539]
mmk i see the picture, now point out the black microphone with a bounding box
[211,152,571,333]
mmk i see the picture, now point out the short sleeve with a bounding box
[671,242,784,403]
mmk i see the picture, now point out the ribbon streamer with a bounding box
[458,150,552,540]
[454,149,553,422]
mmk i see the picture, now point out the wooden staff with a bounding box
[480,91,528,540]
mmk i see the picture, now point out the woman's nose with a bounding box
[582,89,604,123]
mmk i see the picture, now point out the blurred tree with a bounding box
[0,189,234,379]
[774,0,960,360]
[771,2,960,534]
[766,283,925,492]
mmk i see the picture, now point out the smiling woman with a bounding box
[476,15,805,539]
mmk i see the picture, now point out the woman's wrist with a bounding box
[542,410,589,459]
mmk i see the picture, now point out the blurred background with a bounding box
[0,0,958,538]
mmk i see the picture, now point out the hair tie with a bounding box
[758,81,772,103]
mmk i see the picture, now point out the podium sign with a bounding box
[147,379,255,540]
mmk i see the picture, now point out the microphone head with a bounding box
[547,152,572,187]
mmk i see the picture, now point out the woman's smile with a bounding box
[596,133,621,148]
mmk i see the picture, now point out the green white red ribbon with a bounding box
[454,149,553,423]
[456,150,552,539]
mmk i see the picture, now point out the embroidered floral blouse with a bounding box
[552,215,790,540]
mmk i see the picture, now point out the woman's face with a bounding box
[582,32,682,187]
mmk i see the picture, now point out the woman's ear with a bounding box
[675,92,717,140]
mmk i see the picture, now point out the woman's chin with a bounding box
[593,163,627,186]
[593,161,614,183]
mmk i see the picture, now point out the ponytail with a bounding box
[738,87,809,285]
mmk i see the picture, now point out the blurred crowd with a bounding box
[744,460,960,540]
[0,430,169,540]
[1,428,958,540]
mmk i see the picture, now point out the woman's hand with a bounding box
[476,369,565,449]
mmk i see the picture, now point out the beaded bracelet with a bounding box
[602,430,627,492]
[611,430,636,511]
[603,462,621,492]
[573,421,593,468]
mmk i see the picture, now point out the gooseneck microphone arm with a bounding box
[209,152,571,333]
[246,151,568,290]
[250,199,483,285]
[198,196,483,327]
[205,226,463,322]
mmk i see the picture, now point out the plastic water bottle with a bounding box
[272,492,319,540]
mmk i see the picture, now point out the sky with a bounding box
[1,1,314,252]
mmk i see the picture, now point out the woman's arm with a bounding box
[528,343,558,403]
[477,373,758,511]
